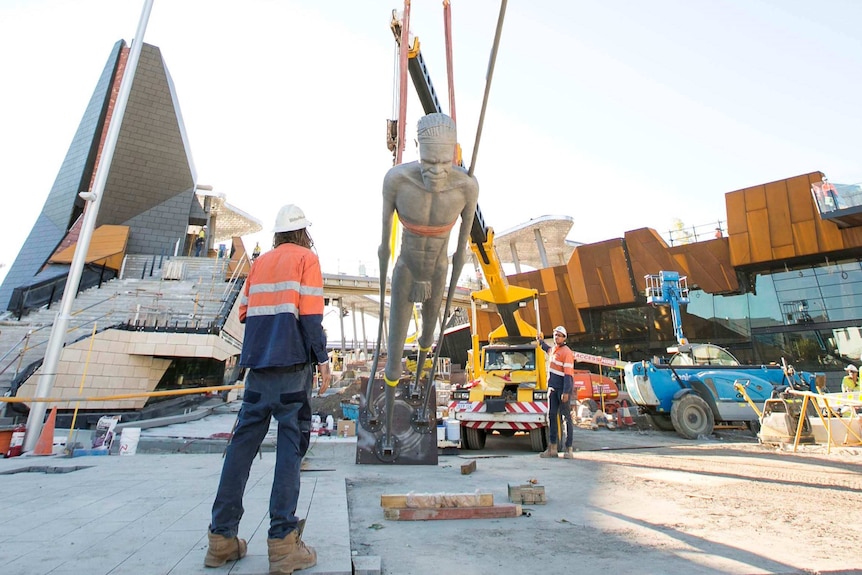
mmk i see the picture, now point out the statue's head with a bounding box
[417,114,456,192]
[417,113,457,145]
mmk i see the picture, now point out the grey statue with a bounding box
[379,113,478,390]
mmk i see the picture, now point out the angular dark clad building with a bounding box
[0,40,206,312]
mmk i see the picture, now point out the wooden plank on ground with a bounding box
[384,504,521,521]
[508,484,546,504]
[460,460,477,475]
[715,423,746,430]
[380,493,493,509]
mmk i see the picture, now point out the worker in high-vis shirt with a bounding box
[206,204,331,575]
[194,225,207,257]
[842,364,859,393]
[537,325,576,459]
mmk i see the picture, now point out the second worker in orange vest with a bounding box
[537,325,576,459]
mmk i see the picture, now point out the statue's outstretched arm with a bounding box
[450,178,479,281]
[379,174,397,286]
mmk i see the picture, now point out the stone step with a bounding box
[0,255,244,395]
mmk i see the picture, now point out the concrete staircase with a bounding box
[0,255,241,397]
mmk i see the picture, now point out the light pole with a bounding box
[614,344,624,391]
[22,0,155,452]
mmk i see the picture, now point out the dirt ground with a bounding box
[310,377,364,421]
[342,427,862,575]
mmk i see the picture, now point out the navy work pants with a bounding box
[548,385,573,448]
[210,364,312,539]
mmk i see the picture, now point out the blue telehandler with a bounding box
[624,271,820,438]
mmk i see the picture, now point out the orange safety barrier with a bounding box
[0,384,244,404]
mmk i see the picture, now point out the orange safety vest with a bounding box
[239,243,327,369]
[549,344,575,380]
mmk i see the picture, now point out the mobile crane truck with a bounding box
[447,250,625,450]
[449,226,551,451]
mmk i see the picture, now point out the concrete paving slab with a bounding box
[352,555,381,575]
[0,422,708,575]
[0,440,355,575]
[3,410,858,575]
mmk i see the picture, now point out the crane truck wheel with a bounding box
[463,426,487,450]
[670,394,715,439]
[529,427,547,452]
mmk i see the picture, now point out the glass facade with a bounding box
[155,357,228,392]
[569,258,862,391]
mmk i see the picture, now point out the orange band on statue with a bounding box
[400,217,457,237]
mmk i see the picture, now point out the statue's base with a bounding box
[355,377,438,465]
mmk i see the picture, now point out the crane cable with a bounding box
[389,2,413,261]
[420,0,508,416]
[370,1,413,400]
[443,0,461,165]
[469,0,507,177]
[443,1,457,124]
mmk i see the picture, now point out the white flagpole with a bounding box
[23,0,156,452]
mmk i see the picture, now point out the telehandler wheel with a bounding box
[646,413,675,431]
[529,427,547,452]
[746,419,761,436]
[670,394,715,439]
[463,426,487,450]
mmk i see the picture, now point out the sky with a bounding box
[1,0,861,289]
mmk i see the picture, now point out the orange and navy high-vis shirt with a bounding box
[539,339,575,394]
[238,242,328,369]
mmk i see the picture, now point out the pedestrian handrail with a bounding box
[666,220,726,247]
[0,330,33,377]
[222,251,250,301]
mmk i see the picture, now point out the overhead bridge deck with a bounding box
[321,272,473,320]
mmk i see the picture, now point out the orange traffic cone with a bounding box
[619,399,635,428]
[33,407,58,456]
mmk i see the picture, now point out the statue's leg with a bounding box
[410,344,432,399]
[381,263,413,450]
[384,264,413,383]
[414,257,448,417]
[410,298,439,397]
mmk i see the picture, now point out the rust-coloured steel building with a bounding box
[475,172,862,388]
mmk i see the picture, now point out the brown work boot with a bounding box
[563,447,575,459]
[268,529,317,574]
[539,444,558,458]
[204,531,247,568]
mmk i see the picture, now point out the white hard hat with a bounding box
[553,325,567,337]
[845,364,858,372]
[272,204,311,233]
